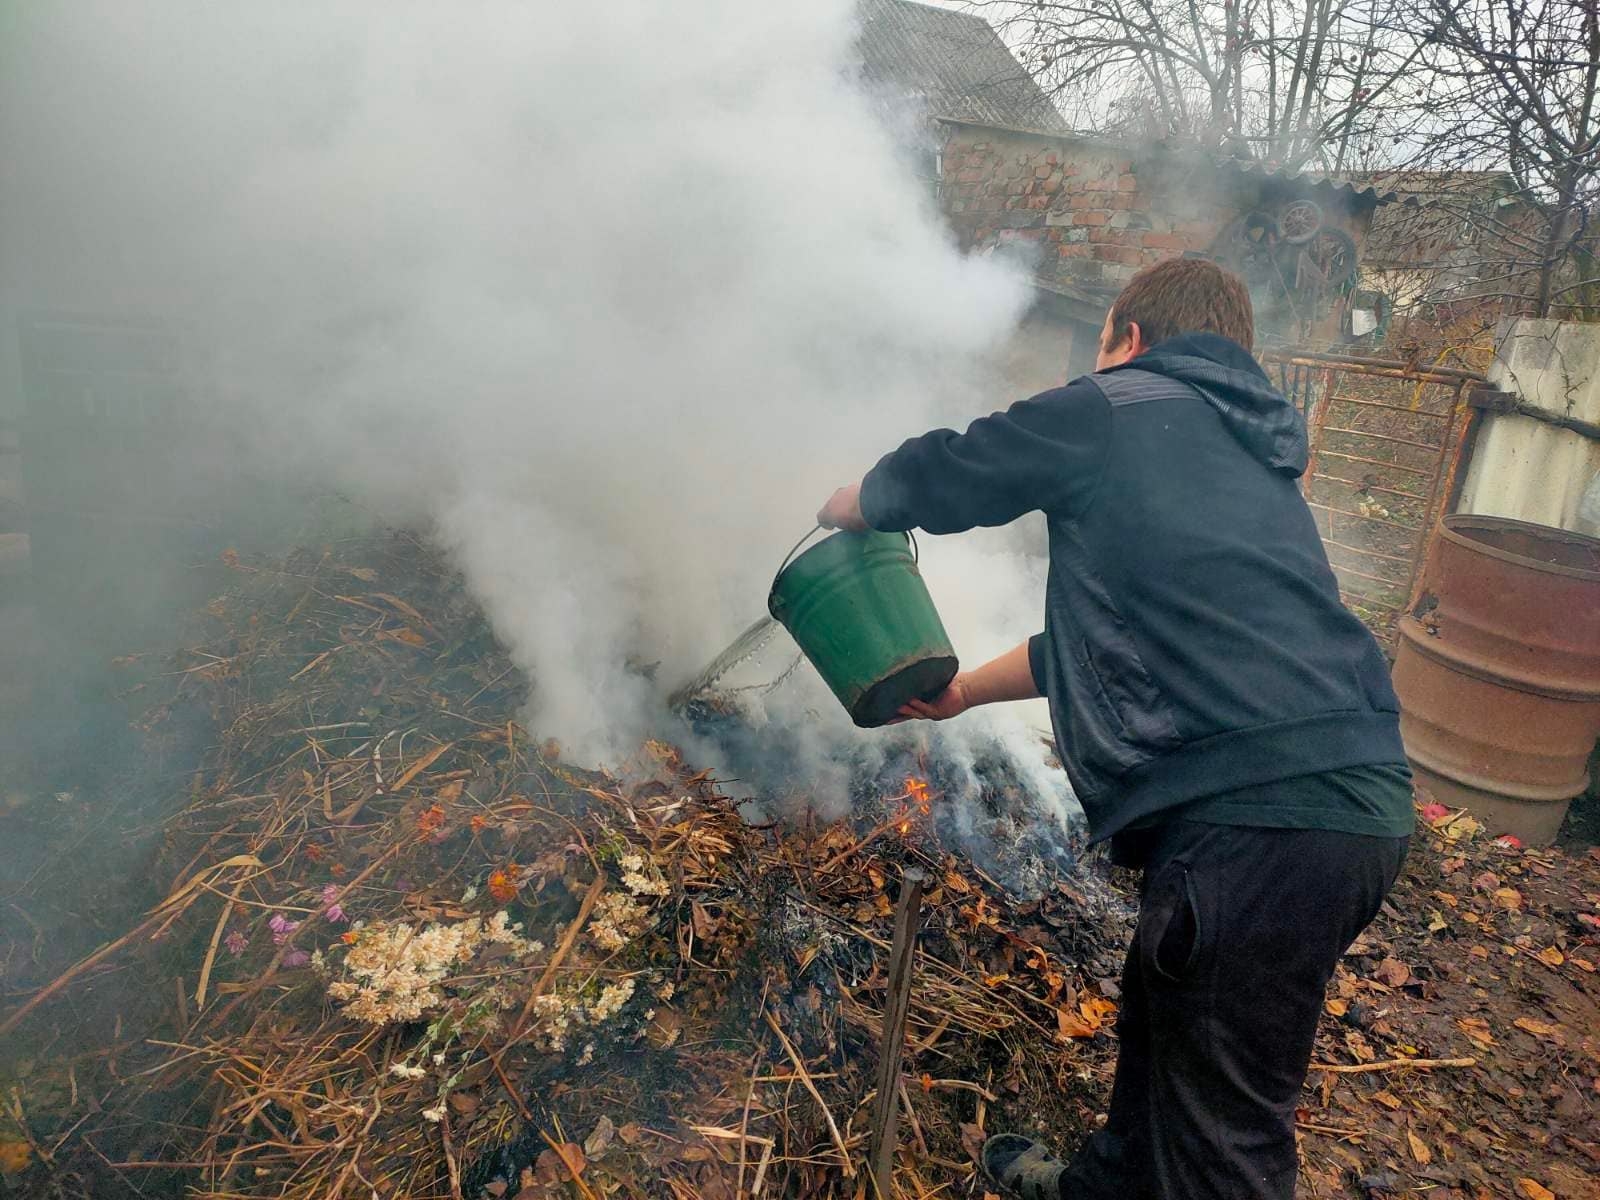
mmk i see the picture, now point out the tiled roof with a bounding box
[854,0,1068,133]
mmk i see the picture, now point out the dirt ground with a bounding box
[1290,801,1600,1200]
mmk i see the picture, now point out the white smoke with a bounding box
[2,1,1069,820]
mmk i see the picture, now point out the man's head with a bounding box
[1095,257,1255,370]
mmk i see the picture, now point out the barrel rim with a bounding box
[1439,513,1600,582]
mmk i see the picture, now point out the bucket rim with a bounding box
[768,527,917,606]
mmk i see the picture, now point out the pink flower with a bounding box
[281,949,311,968]
[321,883,348,924]
[268,913,300,945]
[224,929,248,956]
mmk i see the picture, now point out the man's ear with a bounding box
[1124,320,1145,357]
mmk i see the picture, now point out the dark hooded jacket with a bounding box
[858,333,1405,844]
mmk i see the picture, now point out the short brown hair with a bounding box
[1107,257,1255,353]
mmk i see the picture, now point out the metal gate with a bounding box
[1262,348,1486,644]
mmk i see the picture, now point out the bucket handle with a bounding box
[771,524,918,594]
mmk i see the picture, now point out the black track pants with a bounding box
[1059,822,1409,1200]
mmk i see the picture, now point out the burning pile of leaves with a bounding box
[1,533,1132,1200]
[7,531,1600,1200]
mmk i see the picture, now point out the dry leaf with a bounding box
[1457,1016,1495,1047]
[1372,1089,1402,1111]
[584,1115,616,1159]
[1573,957,1596,973]
[1344,1029,1377,1062]
[1514,1016,1562,1038]
[959,1122,986,1162]
[690,901,718,939]
[1326,999,1349,1018]
[1492,886,1524,911]
[1516,1180,1555,1200]
[1535,946,1565,967]
[346,566,378,582]
[1082,995,1118,1025]
[1407,1129,1433,1165]
[1376,957,1411,987]
[0,1140,31,1173]
[1057,1007,1097,1040]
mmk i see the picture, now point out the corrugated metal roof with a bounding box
[1203,155,1396,206]
[854,0,1068,133]
[1338,169,1520,201]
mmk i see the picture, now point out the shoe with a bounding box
[981,1133,1067,1200]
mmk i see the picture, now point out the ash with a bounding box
[683,692,1083,903]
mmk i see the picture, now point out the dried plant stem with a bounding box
[510,873,605,1042]
[196,880,247,1012]
[764,1009,855,1179]
[1312,1057,1476,1074]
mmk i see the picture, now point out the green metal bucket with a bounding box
[768,527,958,729]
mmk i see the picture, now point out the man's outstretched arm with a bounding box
[819,383,1112,536]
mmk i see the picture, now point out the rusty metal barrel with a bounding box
[1393,514,1600,844]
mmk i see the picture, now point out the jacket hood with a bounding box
[1113,333,1309,476]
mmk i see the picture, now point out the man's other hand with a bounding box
[896,676,972,723]
[818,483,869,531]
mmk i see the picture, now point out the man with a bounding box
[817,258,1412,1200]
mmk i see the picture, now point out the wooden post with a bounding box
[868,867,926,1198]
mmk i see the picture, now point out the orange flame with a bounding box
[906,775,931,814]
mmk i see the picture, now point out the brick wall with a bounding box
[938,124,1370,323]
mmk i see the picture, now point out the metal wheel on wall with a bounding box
[1278,198,1324,244]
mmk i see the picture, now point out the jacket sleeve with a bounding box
[856,379,1112,534]
[1027,631,1051,696]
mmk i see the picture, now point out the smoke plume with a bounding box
[2,2,1067,819]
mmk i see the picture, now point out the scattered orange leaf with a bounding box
[1407,1129,1432,1165]
[1492,886,1524,911]
[1516,1179,1555,1200]
[1457,1016,1494,1048]
[0,1139,32,1173]
[1513,1016,1561,1038]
